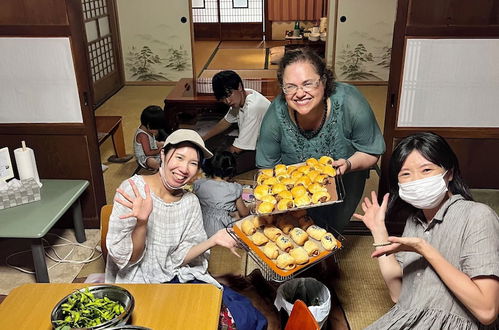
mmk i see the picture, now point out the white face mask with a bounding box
[398,171,448,209]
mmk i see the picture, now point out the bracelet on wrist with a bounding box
[372,241,392,247]
[345,158,352,172]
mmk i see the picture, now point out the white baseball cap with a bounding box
[164,129,213,158]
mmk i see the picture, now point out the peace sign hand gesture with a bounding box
[115,179,153,223]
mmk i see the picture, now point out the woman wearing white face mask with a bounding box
[354,132,499,329]
[106,129,267,330]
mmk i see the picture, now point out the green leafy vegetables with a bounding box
[54,288,125,329]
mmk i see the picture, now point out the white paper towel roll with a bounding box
[14,147,42,186]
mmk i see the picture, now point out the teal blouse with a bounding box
[256,82,385,167]
[255,82,385,232]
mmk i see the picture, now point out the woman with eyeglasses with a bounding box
[256,48,385,233]
[354,132,498,328]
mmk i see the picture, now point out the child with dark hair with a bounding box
[133,105,167,170]
[193,151,250,237]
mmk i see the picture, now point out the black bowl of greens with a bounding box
[51,285,134,330]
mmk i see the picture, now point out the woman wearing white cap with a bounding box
[106,129,267,329]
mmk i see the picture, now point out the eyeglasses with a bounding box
[282,78,322,95]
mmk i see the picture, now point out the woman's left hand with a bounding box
[371,236,427,258]
[210,229,241,257]
[332,158,351,175]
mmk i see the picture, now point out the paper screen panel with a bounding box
[0,37,82,124]
[398,38,499,128]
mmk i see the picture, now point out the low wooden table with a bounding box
[164,78,280,132]
[95,115,132,163]
[0,179,89,282]
[0,283,222,329]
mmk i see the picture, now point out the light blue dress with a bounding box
[256,82,385,232]
[193,178,243,237]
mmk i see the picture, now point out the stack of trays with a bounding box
[228,157,346,281]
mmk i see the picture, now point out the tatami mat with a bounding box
[333,235,394,329]
[218,40,286,49]
[352,85,387,220]
[199,69,277,79]
[244,235,393,329]
[207,48,266,70]
[97,85,174,204]
[193,40,219,77]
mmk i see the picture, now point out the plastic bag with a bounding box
[274,277,331,328]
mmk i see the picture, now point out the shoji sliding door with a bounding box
[192,0,265,40]
[81,0,124,106]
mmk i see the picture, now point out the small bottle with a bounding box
[293,20,301,37]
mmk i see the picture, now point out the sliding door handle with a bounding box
[390,93,396,108]
[83,92,89,106]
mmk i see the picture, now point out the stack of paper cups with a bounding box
[14,141,42,187]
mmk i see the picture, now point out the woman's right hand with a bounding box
[353,191,389,234]
[115,179,153,223]
[210,229,241,258]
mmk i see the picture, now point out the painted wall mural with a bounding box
[126,43,191,81]
[117,0,193,82]
[333,0,396,82]
[337,43,391,81]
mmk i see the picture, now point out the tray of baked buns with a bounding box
[228,210,344,282]
[252,156,346,215]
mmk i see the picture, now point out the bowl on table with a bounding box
[308,33,320,41]
[51,285,135,329]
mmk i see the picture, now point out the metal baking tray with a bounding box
[226,215,345,282]
[252,164,346,216]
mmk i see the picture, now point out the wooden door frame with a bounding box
[381,0,499,235]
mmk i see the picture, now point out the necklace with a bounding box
[294,100,327,139]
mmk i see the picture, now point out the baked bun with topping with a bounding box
[276,253,296,270]
[290,227,309,246]
[306,225,327,240]
[263,241,279,259]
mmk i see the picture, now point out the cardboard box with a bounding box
[0,178,41,210]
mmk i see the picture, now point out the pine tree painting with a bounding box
[126,46,168,81]
[377,46,392,69]
[337,43,382,81]
[165,46,189,71]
